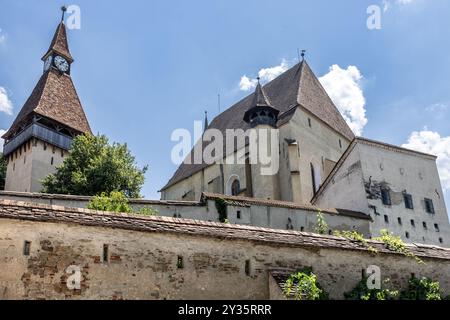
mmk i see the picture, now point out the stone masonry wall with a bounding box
[0,199,449,300]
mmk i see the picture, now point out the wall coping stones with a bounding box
[0,198,449,261]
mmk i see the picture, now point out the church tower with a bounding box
[2,10,91,193]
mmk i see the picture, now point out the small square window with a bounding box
[439,238,443,244]
[397,217,402,225]
[300,226,305,232]
[236,210,241,219]
[381,188,391,206]
[434,224,440,232]
[410,219,415,228]
[422,222,427,230]
[404,193,414,209]
[405,232,410,239]
[384,215,389,223]
[424,198,435,214]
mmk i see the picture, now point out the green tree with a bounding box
[88,191,158,216]
[0,153,6,190]
[88,191,132,213]
[42,134,147,197]
[344,278,399,300]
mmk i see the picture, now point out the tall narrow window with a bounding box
[339,139,342,149]
[384,215,389,223]
[434,224,440,232]
[422,222,427,230]
[245,260,251,276]
[398,217,402,225]
[411,219,415,228]
[310,163,320,194]
[405,231,410,239]
[381,188,391,206]
[177,256,184,269]
[23,241,31,256]
[308,118,312,128]
[424,198,435,214]
[103,244,109,263]
[404,193,414,209]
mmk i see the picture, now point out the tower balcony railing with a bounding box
[3,123,73,156]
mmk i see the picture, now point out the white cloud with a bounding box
[383,0,415,12]
[239,60,289,91]
[425,103,449,113]
[319,65,368,136]
[0,129,6,152]
[402,129,450,191]
[0,87,13,115]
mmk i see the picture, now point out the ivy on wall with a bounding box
[215,198,228,223]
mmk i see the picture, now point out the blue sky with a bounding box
[0,0,449,212]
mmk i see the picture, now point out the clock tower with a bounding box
[1,10,91,193]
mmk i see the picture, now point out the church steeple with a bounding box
[243,78,279,128]
[41,7,74,75]
[2,8,91,192]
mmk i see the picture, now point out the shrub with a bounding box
[283,267,329,300]
[344,278,399,300]
[88,191,132,213]
[400,277,442,300]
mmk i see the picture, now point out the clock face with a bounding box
[54,55,69,72]
[44,56,52,72]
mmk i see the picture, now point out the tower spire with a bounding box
[204,111,209,132]
[243,78,279,128]
[42,9,74,63]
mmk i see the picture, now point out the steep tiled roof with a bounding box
[42,22,73,62]
[0,199,449,260]
[3,68,91,139]
[162,61,355,190]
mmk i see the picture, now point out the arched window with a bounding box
[231,179,240,196]
[226,175,241,196]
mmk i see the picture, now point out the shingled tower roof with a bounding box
[2,22,91,140]
[42,21,73,62]
[161,60,355,191]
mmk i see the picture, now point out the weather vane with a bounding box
[301,49,306,60]
[61,5,67,22]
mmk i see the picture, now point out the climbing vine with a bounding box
[333,230,378,255]
[215,198,228,223]
[374,229,423,264]
[283,267,329,300]
[400,276,443,300]
[344,277,399,300]
[314,210,328,235]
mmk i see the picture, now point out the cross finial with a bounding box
[301,49,306,60]
[61,5,67,22]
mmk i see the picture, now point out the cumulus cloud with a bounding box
[0,129,6,152]
[239,60,289,91]
[0,87,13,115]
[319,65,368,136]
[402,129,450,191]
